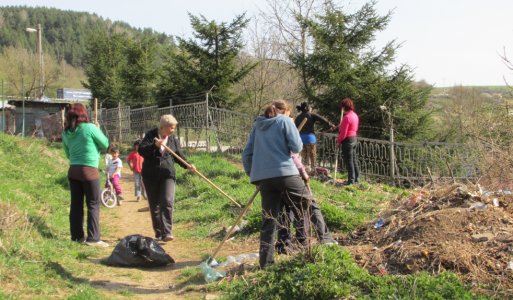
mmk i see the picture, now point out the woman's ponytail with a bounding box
[264,100,289,118]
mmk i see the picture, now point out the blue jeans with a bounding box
[133,172,145,197]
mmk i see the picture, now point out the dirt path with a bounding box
[86,167,259,299]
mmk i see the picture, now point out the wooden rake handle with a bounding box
[297,117,308,132]
[210,189,260,260]
[157,139,242,208]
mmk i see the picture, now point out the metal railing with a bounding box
[97,100,477,185]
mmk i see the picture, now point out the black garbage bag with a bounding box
[106,234,175,267]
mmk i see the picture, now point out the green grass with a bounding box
[0,134,104,299]
[0,134,486,299]
[220,246,485,300]
[174,152,406,239]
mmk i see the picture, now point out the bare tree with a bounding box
[262,0,320,90]
[235,16,302,115]
[0,47,39,97]
[0,46,62,98]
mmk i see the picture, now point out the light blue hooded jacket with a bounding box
[242,114,303,183]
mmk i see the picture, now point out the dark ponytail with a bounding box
[296,102,310,113]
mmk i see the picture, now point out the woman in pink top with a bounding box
[336,98,360,185]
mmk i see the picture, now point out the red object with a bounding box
[127,151,144,173]
[315,167,329,176]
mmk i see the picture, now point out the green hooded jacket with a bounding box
[62,123,109,168]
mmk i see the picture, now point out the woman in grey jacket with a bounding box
[242,100,333,268]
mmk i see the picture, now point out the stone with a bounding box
[471,233,494,242]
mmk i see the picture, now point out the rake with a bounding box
[157,139,242,208]
[200,188,260,281]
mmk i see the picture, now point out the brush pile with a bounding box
[341,182,513,294]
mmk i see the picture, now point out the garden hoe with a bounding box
[157,139,242,208]
[200,188,260,282]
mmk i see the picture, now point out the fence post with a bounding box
[21,78,25,137]
[118,102,121,143]
[205,93,210,153]
[1,79,4,132]
[389,116,395,184]
[128,106,131,140]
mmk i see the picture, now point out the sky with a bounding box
[2,0,513,87]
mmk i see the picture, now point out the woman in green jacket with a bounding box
[62,103,110,247]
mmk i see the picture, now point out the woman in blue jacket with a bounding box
[242,100,334,268]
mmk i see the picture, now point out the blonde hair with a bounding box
[264,99,290,118]
[160,114,178,128]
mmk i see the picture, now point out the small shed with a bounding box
[7,98,88,139]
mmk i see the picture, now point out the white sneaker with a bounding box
[321,239,338,246]
[84,240,109,248]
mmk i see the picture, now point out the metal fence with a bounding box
[98,100,477,185]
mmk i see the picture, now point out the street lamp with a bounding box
[26,23,44,99]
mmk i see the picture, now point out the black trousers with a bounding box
[143,177,176,239]
[276,194,333,251]
[68,178,101,242]
[342,136,360,184]
[259,175,331,268]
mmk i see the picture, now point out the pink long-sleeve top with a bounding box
[337,110,359,144]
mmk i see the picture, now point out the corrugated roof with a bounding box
[0,100,15,109]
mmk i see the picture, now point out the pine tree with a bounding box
[291,1,431,140]
[157,13,254,107]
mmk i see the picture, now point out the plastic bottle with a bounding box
[374,218,385,229]
[200,261,226,283]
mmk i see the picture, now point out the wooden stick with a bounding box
[209,189,259,261]
[297,117,308,131]
[94,98,98,127]
[157,139,242,208]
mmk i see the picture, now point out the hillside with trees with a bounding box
[0,6,171,100]
[0,6,170,67]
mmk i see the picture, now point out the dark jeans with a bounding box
[342,136,360,184]
[143,177,176,239]
[259,175,331,268]
[276,195,333,252]
[276,201,297,252]
[68,178,101,242]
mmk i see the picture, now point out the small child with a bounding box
[106,146,124,203]
[127,140,146,201]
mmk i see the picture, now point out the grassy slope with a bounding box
[0,134,102,299]
[0,134,483,299]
